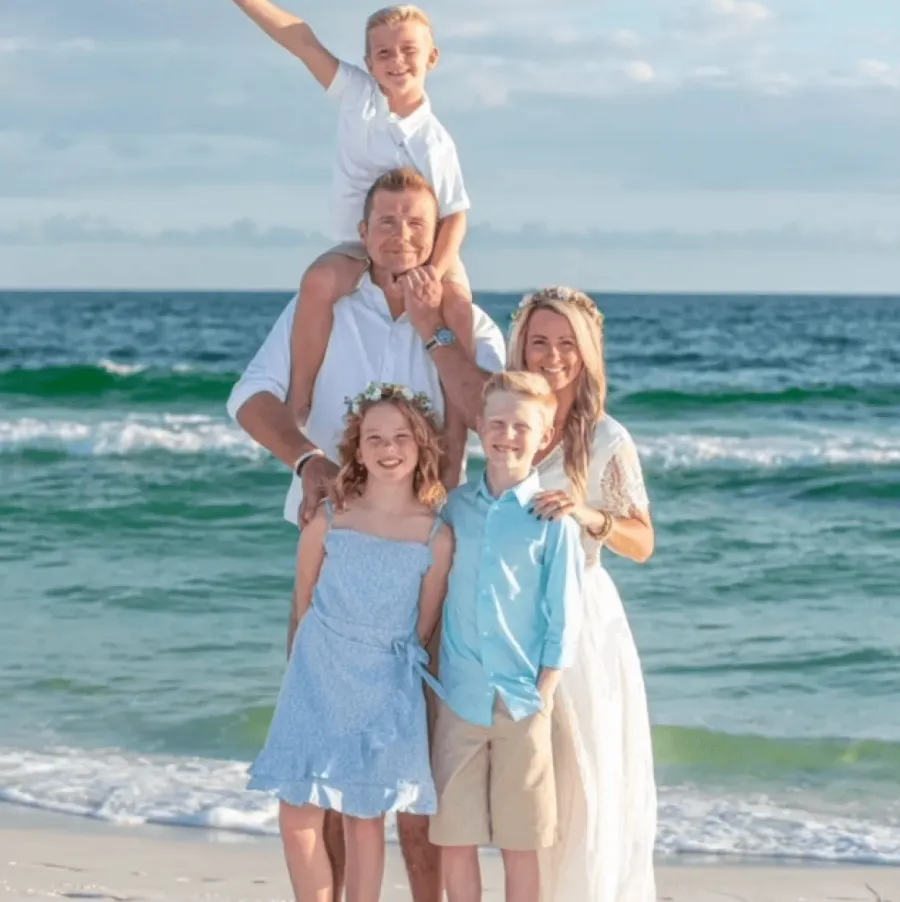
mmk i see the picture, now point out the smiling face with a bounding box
[360,185,438,277]
[522,308,585,394]
[356,401,420,487]
[365,20,437,101]
[478,390,553,474]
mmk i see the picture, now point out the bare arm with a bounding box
[533,432,655,564]
[588,508,654,563]
[537,667,563,704]
[401,267,491,429]
[230,0,338,88]
[430,212,467,280]
[236,391,316,469]
[417,524,453,646]
[588,443,654,563]
[287,504,328,655]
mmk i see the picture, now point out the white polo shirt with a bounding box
[327,62,471,242]
[226,273,505,524]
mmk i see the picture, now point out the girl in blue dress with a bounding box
[249,382,452,902]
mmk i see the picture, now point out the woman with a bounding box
[507,286,657,902]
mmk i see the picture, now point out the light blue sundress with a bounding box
[248,501,442,817]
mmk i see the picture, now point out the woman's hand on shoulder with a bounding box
[528,490,590,526]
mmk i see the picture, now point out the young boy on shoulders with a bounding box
[229,1,473,481]
[432,371,586,902]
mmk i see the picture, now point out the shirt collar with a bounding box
[477,469,541,507]
[356,271,409,323]
[372,87,433,135]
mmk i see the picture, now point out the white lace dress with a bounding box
[538,415,657,902]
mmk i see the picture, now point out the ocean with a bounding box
[1,289,898,864]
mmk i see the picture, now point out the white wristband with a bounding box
[293,448,324,477]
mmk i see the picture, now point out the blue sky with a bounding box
[1,0,899,292]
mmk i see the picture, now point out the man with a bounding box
[227,167,505,902]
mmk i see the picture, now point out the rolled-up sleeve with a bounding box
[225,297,297,422]
[471,307,506,374]
[540,517,585,669]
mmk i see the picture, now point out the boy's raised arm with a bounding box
[230,0,338,89]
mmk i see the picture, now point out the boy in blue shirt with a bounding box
[431,371,585,902]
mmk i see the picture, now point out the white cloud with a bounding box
[611,30,642,50]
[625,61,656,84]
[674,0,773,43]
[57,38,97,53]
[858,58,900,87]
[0,37,28,53]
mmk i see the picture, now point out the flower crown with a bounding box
[344,382,437,422]
[511,285,604,325]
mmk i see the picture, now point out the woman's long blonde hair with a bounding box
[507,287,607,503]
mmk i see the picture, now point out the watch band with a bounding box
[425,327,455,353]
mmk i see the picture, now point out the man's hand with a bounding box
[401,266,445,340]
[298,455,340,527]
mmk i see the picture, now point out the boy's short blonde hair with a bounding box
[483,371,558,426]
[365,6,434,50]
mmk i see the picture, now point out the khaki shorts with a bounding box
[429,698,557,851]
[325,241,470,294]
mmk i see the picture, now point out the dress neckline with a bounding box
[535,443,564,472]
[328,526,430,549]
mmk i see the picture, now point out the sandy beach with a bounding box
[2,807,898,902]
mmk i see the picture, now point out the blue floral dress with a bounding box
[248,502,442,817]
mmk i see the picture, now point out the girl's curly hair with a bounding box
[331,395,446,511]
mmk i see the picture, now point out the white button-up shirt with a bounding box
[327,62,470,242]
[226,273,506,524]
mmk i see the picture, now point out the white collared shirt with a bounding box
[226,273,506,524]
[327,62,471,242]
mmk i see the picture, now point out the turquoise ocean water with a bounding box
[1,290,898,863]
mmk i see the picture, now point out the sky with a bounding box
[2,0,900,293]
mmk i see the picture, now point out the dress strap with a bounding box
[322,498,334,527]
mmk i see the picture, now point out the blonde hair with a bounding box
[365,6,434,52]
[331,396,445,511]
[506,287,607,503]
[482,370,557,427]
[362,167,438,224]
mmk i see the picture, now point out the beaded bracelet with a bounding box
[587,511,613,542]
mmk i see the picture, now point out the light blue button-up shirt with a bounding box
[439,470,585,727]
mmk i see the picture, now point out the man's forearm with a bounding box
[427,343,490,429]
[236,392,317,468]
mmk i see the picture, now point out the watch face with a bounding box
[435,327,456,346]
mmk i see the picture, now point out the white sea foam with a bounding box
[468,431,900,468]
[0,414,264,459]
[1,746,898,864]
[97,359,148,377]
[2,414,898,468]
[640,432,900,468]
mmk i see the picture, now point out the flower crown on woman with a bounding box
[511,285,604,326]
[344,382,438,424]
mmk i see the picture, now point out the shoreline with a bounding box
[2,803,899,902]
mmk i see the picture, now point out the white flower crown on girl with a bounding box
[344,382,436,421]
